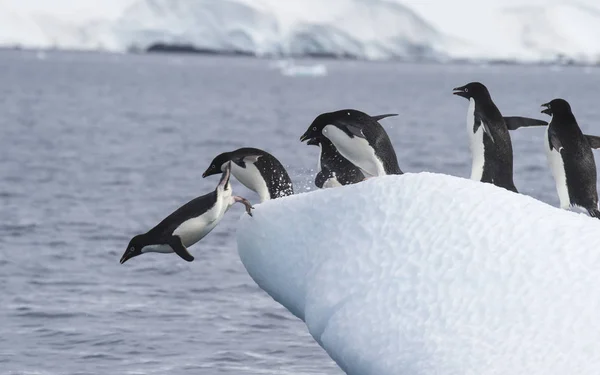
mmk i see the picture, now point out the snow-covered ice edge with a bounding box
[237,173,600,375]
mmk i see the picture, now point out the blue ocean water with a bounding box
[0,50,599,374]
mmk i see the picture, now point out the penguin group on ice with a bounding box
[121,81,600,263]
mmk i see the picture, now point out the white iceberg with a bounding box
[237,173,600,375]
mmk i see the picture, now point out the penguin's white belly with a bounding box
[173,214,220,247]
[174,194,231,247]
[467,98,485,181]
[545,126,570,208]
[231,162,270,202]
[323,125,385,177]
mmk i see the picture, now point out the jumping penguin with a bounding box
[452,82,547,192]
[306,114,398,188]
[300,109,402,177]
[203,148,293,203]
[541,98,600,218]
[120,162,253,264]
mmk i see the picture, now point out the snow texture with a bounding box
[1,0,600,63]
[237,173,600,375]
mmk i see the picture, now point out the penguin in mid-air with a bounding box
[202,148,293,203]
[453,82,548,193]
[300,109,402,177]
[541,98,600,218]
[305,113,398,188]
[120,162,253,264]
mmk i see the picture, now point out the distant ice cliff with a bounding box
[1,0,599,63]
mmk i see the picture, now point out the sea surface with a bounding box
[1,51,599,375]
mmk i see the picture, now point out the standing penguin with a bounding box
[306,113,398,188]
[300,109,402,177]
[120,162,253,264]
[202,148,293,203]
[541,99,600,218]
[452,82,547,192]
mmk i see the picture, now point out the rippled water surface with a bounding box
[1,51,599,374]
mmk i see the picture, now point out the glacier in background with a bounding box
[1,0,600,64]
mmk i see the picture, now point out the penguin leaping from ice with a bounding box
[120,162,253,264]
[203,148,293,203]
[305,113,398,187]
[300,109,402,177]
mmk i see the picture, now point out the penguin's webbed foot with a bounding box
[234,196,255,217]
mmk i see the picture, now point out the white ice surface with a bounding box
[2,0,600,63]
[237,173,600,375]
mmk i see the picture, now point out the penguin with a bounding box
[541,98,600,218]
[120,162,253,264]
[452,82,548,193]
[306,114,398,188]
[300,109,402,177]
[202,147,293,203]
[307,137,364,188]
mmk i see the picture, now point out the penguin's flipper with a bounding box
[585,134,600,149]
[338,122,366,139]
[480,121,495,144]
[371,113,398,122]
[231,154,261,168]
[315,170,327,189]
[168,236,194,262]
[242,155,261,164]
[548,128,564,152]
[504,116,548,130]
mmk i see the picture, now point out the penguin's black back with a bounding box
[331,110,402,175]
[231,148,294,198]
[146,191,218,240]
[550,118,598,208]
[474,99,517,192]
[317,138,364,187]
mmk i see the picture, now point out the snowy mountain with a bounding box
[1,0,599,63]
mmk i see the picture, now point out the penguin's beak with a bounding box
[541,103,552,116]
[120,247,140,264]
[299,133,311,142]
[202,167,216,178]
[452,86,469,99]
[306,138,319,146]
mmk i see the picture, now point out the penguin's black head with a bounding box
[202,152,232,178]
[120,235,145,264]
[300,109,372,143]
[300,113,329,143]
[541,98,572,117]
[452,82,490,100]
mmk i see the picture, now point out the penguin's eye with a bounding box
[464,88,469,93]
[129,246,135,252]
[312,127,317,131]
[211,164,215,169]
